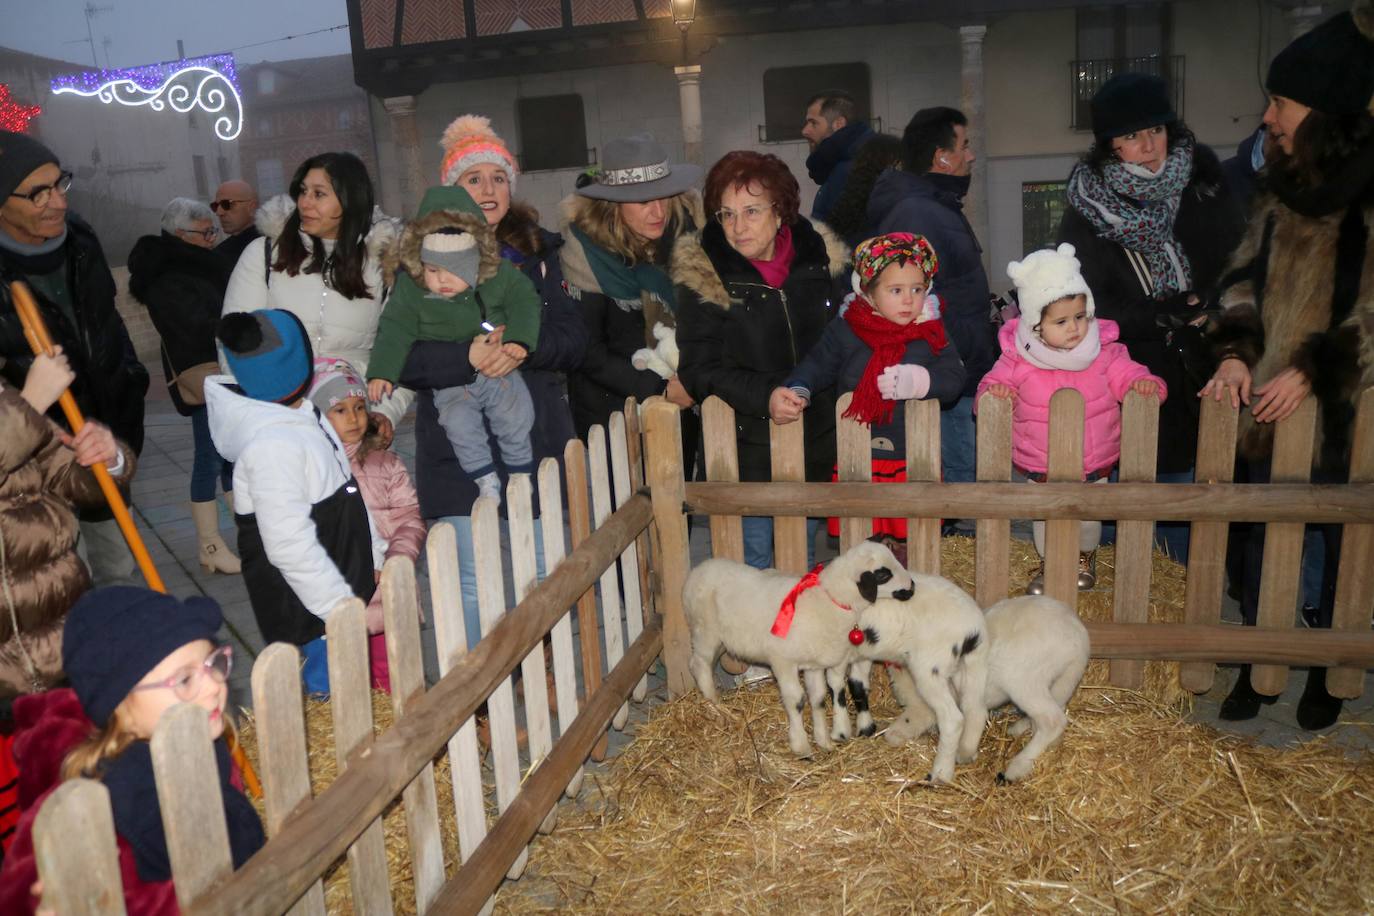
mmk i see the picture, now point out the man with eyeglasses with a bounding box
[210,179,260,268]
[0,131,149,587]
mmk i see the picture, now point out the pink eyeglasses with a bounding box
[129,645,233,702]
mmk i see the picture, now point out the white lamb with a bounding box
[682,541,913,757]
[851,576,990,784]
[883,594,1090,783]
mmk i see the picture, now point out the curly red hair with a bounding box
[703,151,801,225]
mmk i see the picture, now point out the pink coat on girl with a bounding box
[349,441,426,634]
[976,318,1166,476]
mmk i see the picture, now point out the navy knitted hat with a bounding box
[63,587,224,726]
[0,130,59,201]
[1090,73,1176,142]
[217,309,315,404]
[1266,3,1374,116]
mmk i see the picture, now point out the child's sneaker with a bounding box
[475,472,501,504]
[1026,563,1046,595]
[1077,550,1098,590]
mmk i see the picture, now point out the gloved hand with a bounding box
[877,364,931,401]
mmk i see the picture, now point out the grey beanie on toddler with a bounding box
[420,228,481,290]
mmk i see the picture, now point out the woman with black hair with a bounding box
[1057,73,1245,563]
[222,152,406,438]
[825,133,903,249]
[1202,0,1374,729]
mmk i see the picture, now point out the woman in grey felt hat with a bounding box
[559,134,704,439]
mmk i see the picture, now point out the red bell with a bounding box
[848,627,865,645]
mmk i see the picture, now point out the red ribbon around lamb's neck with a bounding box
[770,564,855,638]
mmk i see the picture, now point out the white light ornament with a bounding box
[51,54,243,141]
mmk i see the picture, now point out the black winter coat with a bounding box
[216,225,262,273]
[674,218,848,483]
[401,227,587,520]
[865,169,998,396]
[0,216,149,473]
[128,232,232,416]
[1057,143,1245,474]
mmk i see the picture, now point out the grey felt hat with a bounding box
[575,133,703,202]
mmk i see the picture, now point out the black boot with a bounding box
[1296,667,1344,731]
[1219,665,1277,721]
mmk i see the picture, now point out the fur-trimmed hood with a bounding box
[253,193,398,262]
[670,216,850,309]
[383,208,500,288]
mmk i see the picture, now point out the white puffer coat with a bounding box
[221,195,413,425]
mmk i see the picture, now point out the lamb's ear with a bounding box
[858,570,879,604]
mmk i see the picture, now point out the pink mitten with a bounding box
[876,364,931,401]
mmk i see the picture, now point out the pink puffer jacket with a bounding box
[348,444,425,633]
[975,318,1166,476]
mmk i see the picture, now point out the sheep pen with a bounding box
[230,539,1374,913]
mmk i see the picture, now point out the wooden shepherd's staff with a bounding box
[9,280,261,798]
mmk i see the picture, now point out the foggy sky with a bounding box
[0,0,352,70]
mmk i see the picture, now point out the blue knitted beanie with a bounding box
[217,309,314,404]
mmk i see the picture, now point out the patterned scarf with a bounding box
[1066,139,1195,297]
[842,298,947,427]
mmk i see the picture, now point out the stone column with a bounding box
[1285,5,1325,39]
[959,24,990,274]
[675,65,704,166]
[383,95,424,216]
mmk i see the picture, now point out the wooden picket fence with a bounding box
[30,386,1374,915]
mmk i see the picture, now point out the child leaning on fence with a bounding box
[0,587,264,914]
[977,243,1166,593]
[768,233,966,545]
[367,185,542,506]
[309,357,425,694]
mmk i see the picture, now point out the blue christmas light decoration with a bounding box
[51,53,243,141]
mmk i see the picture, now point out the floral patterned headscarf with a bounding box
[852,232,939,291]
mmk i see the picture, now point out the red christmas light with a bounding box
[0,84,42,133]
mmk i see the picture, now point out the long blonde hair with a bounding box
[61,702,238,780]
[571,192,699,265]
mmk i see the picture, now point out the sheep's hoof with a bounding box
[858,723,877,738]
[996,772,1008,786]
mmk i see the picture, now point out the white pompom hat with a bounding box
[1005,242,1095,332]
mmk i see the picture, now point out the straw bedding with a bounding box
[235,540,1374,913]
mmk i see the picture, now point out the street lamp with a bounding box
[671,0,697,64]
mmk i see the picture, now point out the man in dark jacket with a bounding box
[0,131,149,586]
[802,91,874,223]
[865,106,996,498]
[211,179,260,270]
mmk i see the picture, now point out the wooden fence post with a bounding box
[325,599,394,915]
[425,521,494,914]
[565,438,609,760]
[1328,387,1374,699]
[382,555,447,906]
[905,398,942,575]
[1180,396,1240,693]
[702,395,745,563]
[34,780,127,915]
[975,392,1012,606]
[770,416,809,575]
[471,499,531,879]
[1252,398,1317,696]
[836,392,871,552]
[151,703,235,911]
[645,398,694,696]
[589,424,630,729]
[536,457,585,797]
[508,473,556,812]
[611,411,650,702]
[1110,391,1159,688]
[250,643,326,916]
[623,397,655,621]
[1043,390,1085,606]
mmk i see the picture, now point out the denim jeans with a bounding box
[1154,468,1194,564]
[940,396,977,485]
[741,516,822,570]
[189,406,234,502]
[435,513,548,652]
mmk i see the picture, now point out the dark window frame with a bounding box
[516,94,592,173]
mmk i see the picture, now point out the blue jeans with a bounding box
[300,636,330,696]
[940,396,976,485]
[189,406,233,502]
[436,514,548,652]
[741,516,822,570]
[1154,468,1193,564]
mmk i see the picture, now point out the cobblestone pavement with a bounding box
[129,386,1373,753]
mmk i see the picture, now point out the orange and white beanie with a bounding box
[439,114,519,190]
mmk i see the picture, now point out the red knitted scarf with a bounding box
[842,299,947,426]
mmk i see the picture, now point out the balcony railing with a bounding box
[1070,55,1185,131]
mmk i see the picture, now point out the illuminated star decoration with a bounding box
[0,84,43,133]
[51,53,242,141]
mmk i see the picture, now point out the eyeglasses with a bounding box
[715,203,775,226]
[179,226,219,242]
[209,198,250,212]
[130,645,233,702]
[9,171,73,208]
